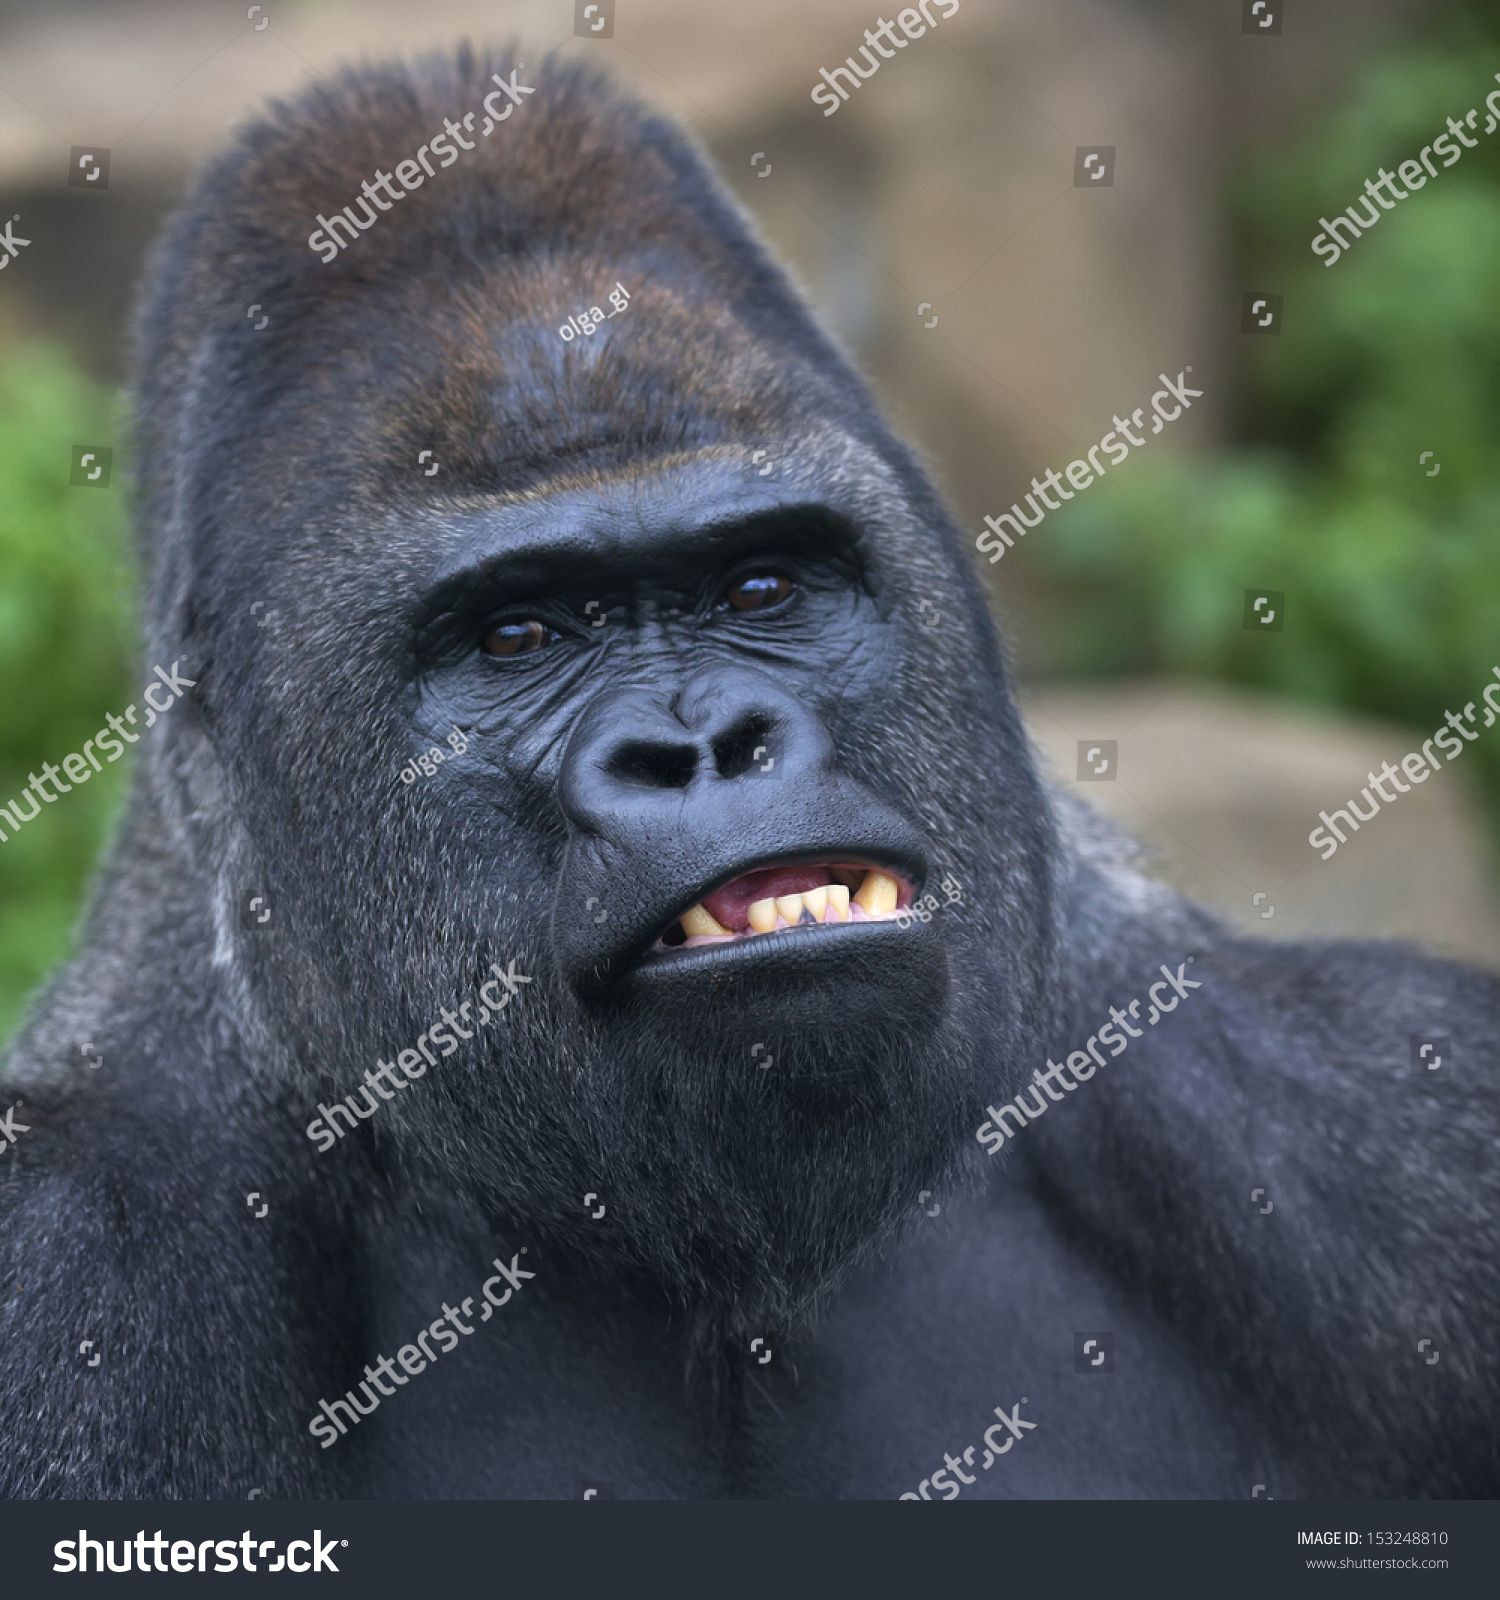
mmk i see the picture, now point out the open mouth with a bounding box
[655,862,913,951]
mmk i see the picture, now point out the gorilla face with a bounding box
[419,459,937,1013]
[271,458,1048,1351]
[135,53,1059,1355]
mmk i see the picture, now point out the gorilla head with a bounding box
[129,49,1057,1390]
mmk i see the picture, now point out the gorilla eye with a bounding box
[482,619,558,657]
[725,572,794,612]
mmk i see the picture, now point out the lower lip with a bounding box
[636,910,915,975]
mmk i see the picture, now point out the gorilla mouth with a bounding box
[657,862,912,950]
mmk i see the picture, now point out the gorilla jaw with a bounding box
[550,973,984,1374]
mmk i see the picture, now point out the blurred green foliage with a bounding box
[0,342,135,1041]
[1027,12,1500,822]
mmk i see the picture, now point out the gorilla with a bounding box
[0,47,1496,1501]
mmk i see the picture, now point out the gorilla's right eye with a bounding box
[482,619,559,657]
[724,571,794,612]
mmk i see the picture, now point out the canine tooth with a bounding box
[802,886,829,922]
[747,898,779,934]
[825,884,850,921]
[854,870,899,916]
[681,903,728,938]
[775,894,805,926]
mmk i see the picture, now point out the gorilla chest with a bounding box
[350,1185,1286,1499]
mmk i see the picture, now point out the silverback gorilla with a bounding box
[1,48,1497,1500]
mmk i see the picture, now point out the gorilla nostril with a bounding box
[713,713,776,781]
[607,739,699,790]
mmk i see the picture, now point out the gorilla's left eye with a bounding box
[724,571,794,612]
[482,619,560,657]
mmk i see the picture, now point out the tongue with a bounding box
[701,864,833,932]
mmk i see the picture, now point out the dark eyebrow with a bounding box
[412,461,861,625]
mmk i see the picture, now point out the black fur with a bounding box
[0,48,1494,1499]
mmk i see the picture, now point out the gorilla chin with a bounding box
[554,957,979,1383]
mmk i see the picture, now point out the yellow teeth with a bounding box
[681,903,729,938]
[683,875,898,942]
[854,869,899,916]
[746,886,859,932]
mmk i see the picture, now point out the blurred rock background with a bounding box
[1023,680,1500,967]
[1,0,1498,1036]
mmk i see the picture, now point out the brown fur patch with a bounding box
[132,47,860,523]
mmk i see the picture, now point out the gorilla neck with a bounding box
[394,1000,995,1422]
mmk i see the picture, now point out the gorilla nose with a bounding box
[554,666,928,990]
[560,665,833,824]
